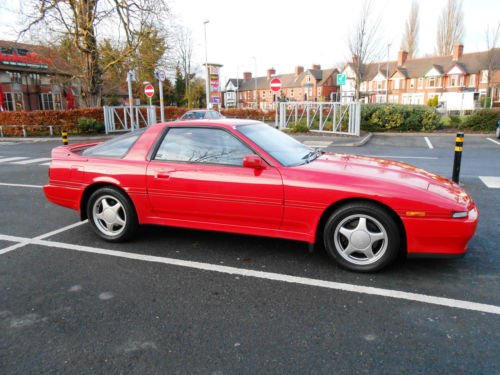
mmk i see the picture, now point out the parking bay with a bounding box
[0,136,499,373]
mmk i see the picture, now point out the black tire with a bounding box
[323,202,401,272]
[87,187,138,242]
[496,126,500,139]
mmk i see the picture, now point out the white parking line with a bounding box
[479,176,500,189]
[368,155,438,160]
[0,182,43,189]
[424,137,434,149]
[12,157,51,165]
[0,232,499,316]
[487,137,500,146]
[0,221,87,255]
[0,157,28,163]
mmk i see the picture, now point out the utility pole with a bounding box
[252,56,258,110]
[386,43,391,103]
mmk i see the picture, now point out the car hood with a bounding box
[297,153,473,209]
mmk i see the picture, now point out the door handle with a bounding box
[155,172,171,179]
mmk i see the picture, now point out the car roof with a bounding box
[159,119,261,129]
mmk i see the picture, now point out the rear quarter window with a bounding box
[82,129,145,158]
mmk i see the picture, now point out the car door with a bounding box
[146,126,284,229]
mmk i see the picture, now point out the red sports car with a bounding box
[44,120,479,272]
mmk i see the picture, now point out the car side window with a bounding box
[82,129,144,158]
[154,127,253,166]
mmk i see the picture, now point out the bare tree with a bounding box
[401,0,419,58]
[175,26,195,107]
[19,0,168,107]
[436,0,465,56]
[484,21,500,108]
[348,0,382,99]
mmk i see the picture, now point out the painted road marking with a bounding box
[12,157,51,165]
[368,155,439,160]
[0,142,15,145]
[479,176,500,189]
[424,137,434,149]
[0,221,87,255]
[487,138,500,146]
[40,162,51,166]
[303,141,332,148]
[0,157,28,163]
[0,182,43,189]
[0,232,499,316]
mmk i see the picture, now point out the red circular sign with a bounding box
[270,78,282,92]
[144,84,155,97]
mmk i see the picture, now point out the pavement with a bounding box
[0,133,499,374]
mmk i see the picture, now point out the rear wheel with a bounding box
[87,187,138,242]
[323,202,401,272]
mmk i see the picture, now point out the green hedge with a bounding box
[459,109,500,131]
[361,104,441,132]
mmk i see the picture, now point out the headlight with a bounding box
[451,211,468,218]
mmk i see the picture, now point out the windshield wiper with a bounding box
[301,149,321,164]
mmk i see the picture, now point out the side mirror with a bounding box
[243,154,265,169]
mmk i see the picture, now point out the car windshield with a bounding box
[237,122,317,167]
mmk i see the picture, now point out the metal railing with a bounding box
[277,101,361,136]
[103,105,157,134]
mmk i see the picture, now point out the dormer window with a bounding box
[306,75,311,83]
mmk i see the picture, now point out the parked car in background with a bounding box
[179,110,224,120]
[44,120,479,273]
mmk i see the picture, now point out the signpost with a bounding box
[126,71,135,129]
[271,78,282,127]
[337,74,346,85]
[156,69,166,122]
[144,84,154,107]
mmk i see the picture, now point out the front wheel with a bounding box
[496,126,500,139]
[323,202,401,272]
[87,187,138,242]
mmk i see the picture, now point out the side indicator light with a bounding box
[406,211,426,217]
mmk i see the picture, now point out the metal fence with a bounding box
[103,106,157,134]
[277,101,361,136]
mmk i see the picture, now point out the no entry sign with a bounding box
[144,84,155,97]
[270,78,282,92]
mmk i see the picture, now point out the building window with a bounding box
[41,93,62,110]
[309,88,312,96]
[361,82,366,92]
[401,79,405,89]
[240,93,242,100]
[299,88,302,96]
[263,91,266,98]
[3,92,24,111]
[291,89,294,97]
[450,75,458,87]
[481,70,488,83]
[306,75,310,83]
[410,79,415,89]
[253,91,256,99]
[394,79,400,90]
[469,74,476,87]
[7,71,22,84]
[29,73,41,85]
[377,81,383,91]
[418,78,423,89]
[428,77,437,88]
[459,75,464,87]
[318,87,321,96]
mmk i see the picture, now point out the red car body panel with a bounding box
[44,119,479,257]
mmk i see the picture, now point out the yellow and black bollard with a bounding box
[62,129,68,145]
[452,131,464,183]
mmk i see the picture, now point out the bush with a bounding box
[361,104,440,132]
[427,95,438,107]
[459,109,500,131]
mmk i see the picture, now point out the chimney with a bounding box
[312,64,321,70]
[453,44,464,60]
[352,55,359,65]
[295,66,304,76]
[267,68,276,79]
[398,50,408,66]
[243,72,252,81]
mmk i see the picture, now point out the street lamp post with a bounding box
[203,19,210,109]
[236,64,243,109]
[386,43,391,103]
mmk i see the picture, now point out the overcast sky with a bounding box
[1,0,499,84]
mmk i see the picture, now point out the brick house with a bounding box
[340,45,500,110]
[0,40,81,111]
[224,65,340,110]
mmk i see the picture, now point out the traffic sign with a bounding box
[158,69,166,82]
[144,84,155,97]
[270,78,282,92]
[337,74,346,85]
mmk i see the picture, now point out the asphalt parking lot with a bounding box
[1,134,499,374]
